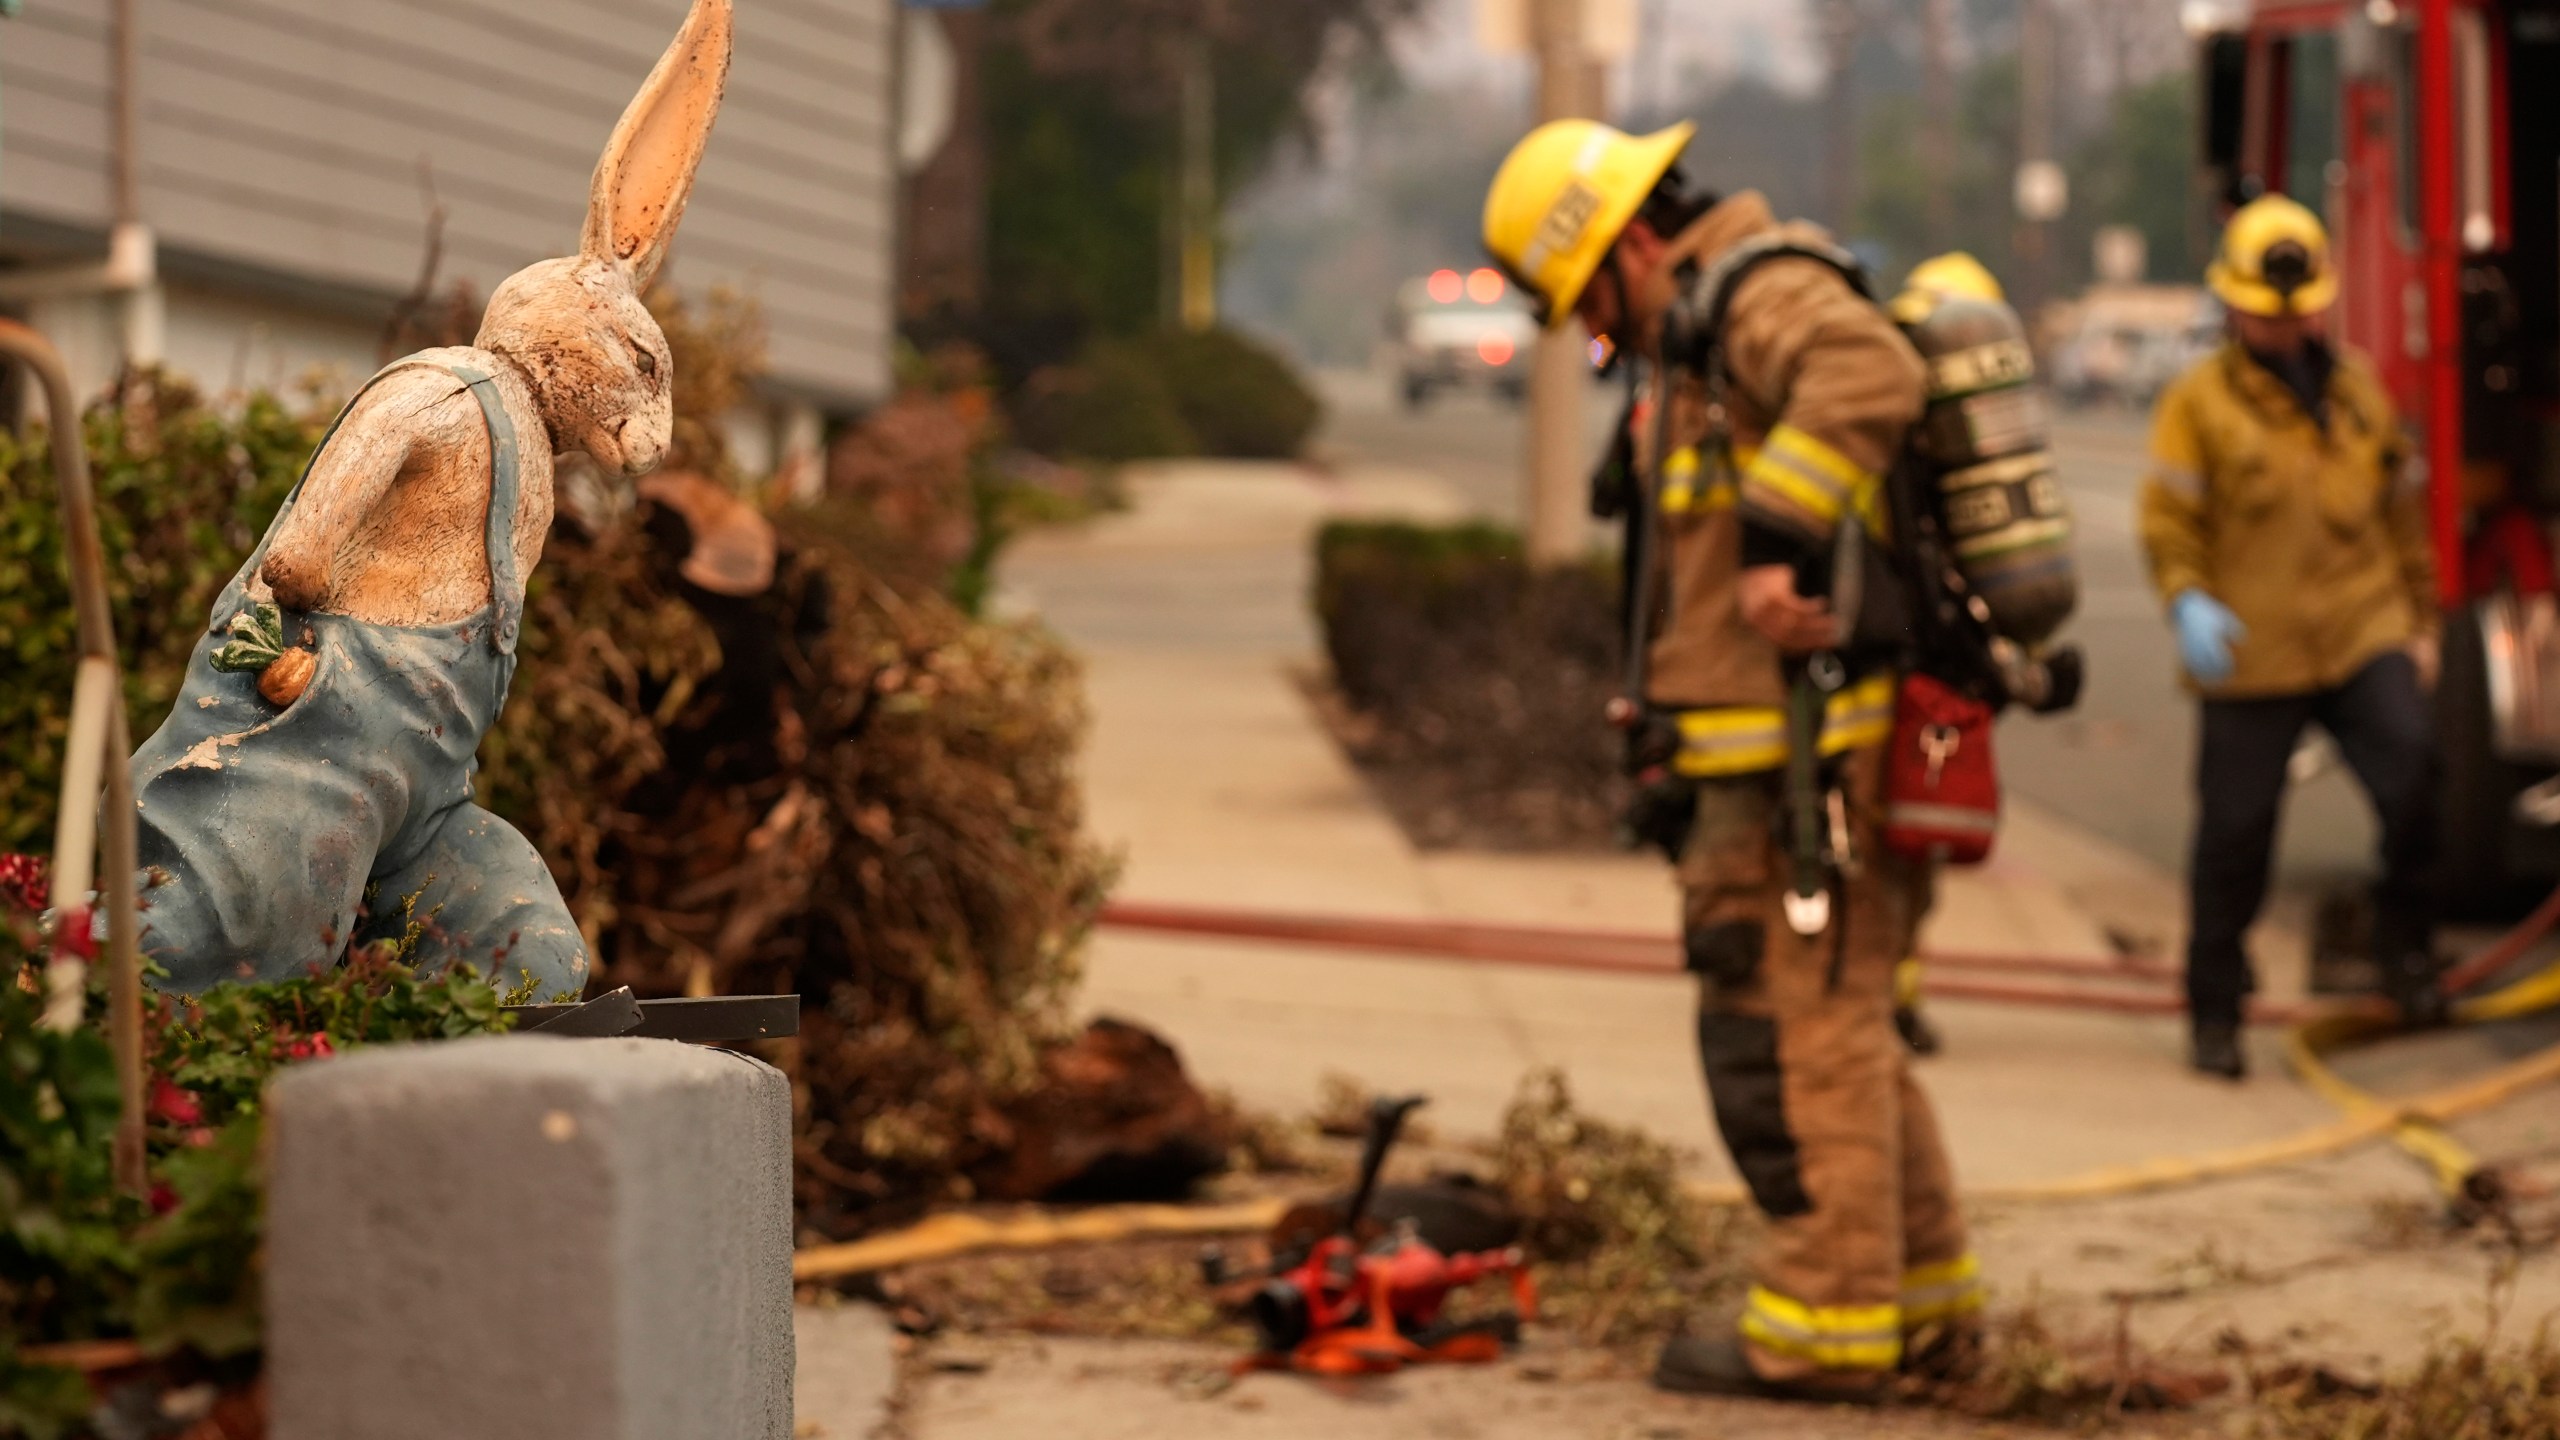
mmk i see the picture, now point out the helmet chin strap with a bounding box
[1588,253,1635,374]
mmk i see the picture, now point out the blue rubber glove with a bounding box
[2171,590,2246,685]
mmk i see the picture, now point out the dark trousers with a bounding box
[2186,651,2438,1027]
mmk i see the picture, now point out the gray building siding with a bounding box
[1,0,893,407]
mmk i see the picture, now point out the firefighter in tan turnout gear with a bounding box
[1483,120,1981,1401]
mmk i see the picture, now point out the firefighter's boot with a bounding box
[2190,1020,2247,1080]
[1652,1333,1884,1405]
[1893,956,1941,1056]
[2373,905,2447,1029]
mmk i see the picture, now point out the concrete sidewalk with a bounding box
[996,459,2339,1182]
[901,456,2560,1438]
[1007,460,2122,956]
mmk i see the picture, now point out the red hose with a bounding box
[1100,901,2178,985]
[2436,881,2560,997]
[1099,881,2559,1030]
[1097,901,2249,1012]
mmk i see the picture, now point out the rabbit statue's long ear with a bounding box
[582,0,734,289]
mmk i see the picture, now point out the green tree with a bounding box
[2072,70,2202,283]
[1855,58,2197,295]
[977,0,1418,378]
[1855,55,2020,285]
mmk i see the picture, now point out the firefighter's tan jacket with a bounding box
[1637,192,1929,776]
[2138,341,2434,698]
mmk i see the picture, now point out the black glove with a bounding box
[1615,705,1695,861]
[1618,775,1699,862]
[1621,704,1682,777]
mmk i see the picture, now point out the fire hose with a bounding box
[1098,893,2560,1212]
[791,886,2560,1282]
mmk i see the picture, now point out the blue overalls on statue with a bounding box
[128,359,589,997]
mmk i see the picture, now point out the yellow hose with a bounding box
[794,1199,1290,1282]
[792,963,2560,1279]
[2276,950,2560,1204]
[2456,956,2560,1023]
[1690,1011,2560,1209]
[2284,1012,2481,1200]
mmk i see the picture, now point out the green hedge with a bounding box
[1316,520,1537,714]
[2,918,515,1437]
[0,376,322,854]
[1141,328,1321,460]
[1312,521,1625,849]
[1011,327,1321,464]
[1012,339,1198,463]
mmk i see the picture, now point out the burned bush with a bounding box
[477,488,1117,1234]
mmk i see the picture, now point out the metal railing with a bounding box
[4,318,145,1195]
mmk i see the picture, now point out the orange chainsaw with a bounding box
[1205,1095,1536,1376]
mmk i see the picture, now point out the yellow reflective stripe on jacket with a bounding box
[1739,1286,1903,1371]
[1660,444,1744,515]
[1659,446,1740,515]
[1741,423,1879,533]
[1671,673,1894,777]
[1900,1253,1985,1327]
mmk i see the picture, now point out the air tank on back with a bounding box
[1903,294,2078,648]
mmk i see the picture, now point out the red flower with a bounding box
[147,1075,204,1127]
[0,853,49,915]
[149,1183,180,1216]
[279,1032,336,1062]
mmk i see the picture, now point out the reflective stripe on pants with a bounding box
[1740,1286,1902,1372]
[1900,1253,1985,1327]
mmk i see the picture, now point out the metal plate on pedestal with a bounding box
[506,990,800,1044]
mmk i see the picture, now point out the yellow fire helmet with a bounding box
[1482,119,1696,328]
[1890,251,2007,325]
[2207,194,2339,317]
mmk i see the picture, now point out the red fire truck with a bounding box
[2195,0,2560,902]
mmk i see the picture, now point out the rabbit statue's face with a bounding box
[473,0,728,479]
[479,258,675,477]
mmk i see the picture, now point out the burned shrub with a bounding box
[478,490,1117,1233]
[1494,1068,1736,1350]
[2253,1327,2560,1440]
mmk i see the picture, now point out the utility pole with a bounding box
[1525,0,1596,567]
[1816,0,1863,232]
[1921,0,1956,253]
[1634,0,1666,124]
[109,0,161,369]
[2014,0,2065,326]
[1178,32,1217,333]
[896,8,987,323]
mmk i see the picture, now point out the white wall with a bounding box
[4,0,895,408]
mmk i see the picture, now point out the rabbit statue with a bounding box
[126,0,734,996]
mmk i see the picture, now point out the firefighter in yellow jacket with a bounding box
[2139,196,2442,1079]
[1484,120,1978,1401]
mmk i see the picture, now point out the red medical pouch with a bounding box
[1881,673,2000,865]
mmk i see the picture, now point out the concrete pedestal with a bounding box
[266,1035,793,1440]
